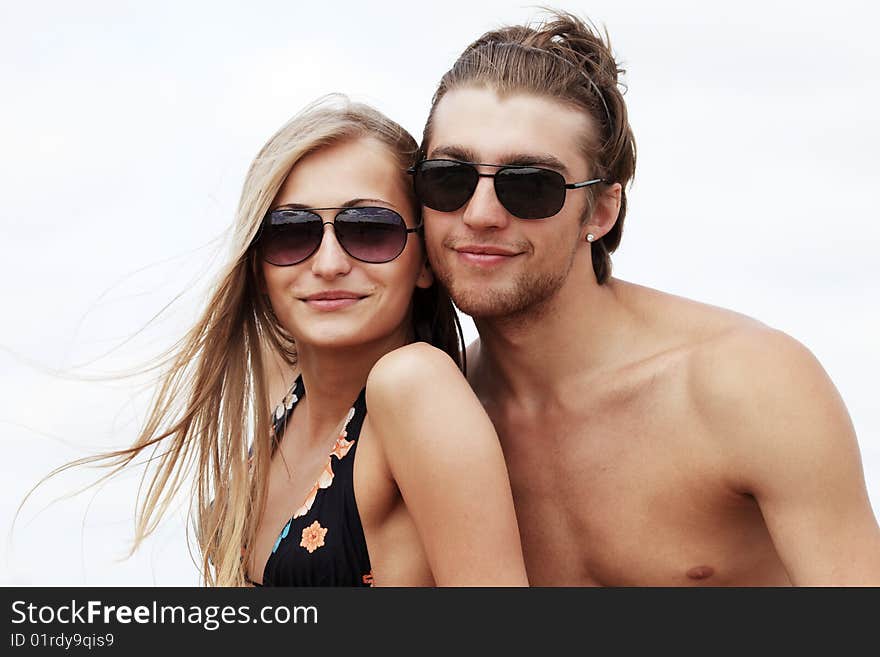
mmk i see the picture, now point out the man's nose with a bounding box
[461,176,513,231]
[310,223,352,279]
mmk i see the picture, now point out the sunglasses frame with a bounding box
[258,206,422,266]
[409,158,607,219]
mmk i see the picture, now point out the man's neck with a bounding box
[472,258,639,408]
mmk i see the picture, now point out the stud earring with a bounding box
[587,233,595,243]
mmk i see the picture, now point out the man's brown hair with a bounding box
[421,10,636,283]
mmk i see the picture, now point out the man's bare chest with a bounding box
[487,391,782,586]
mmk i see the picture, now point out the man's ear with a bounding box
[581,181,622,242]
[415,258,434,289]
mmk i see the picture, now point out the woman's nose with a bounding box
[310,223,352,279]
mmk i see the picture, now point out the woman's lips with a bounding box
[301,291,367,311]
[305,298,362,311]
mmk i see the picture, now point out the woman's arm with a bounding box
[366,342,528,586]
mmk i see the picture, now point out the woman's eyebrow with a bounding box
[341,198,391,207]
[272,198,391,210]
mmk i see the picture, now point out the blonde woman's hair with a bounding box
[33,95,463,586]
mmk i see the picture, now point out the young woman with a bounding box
[77,96,527,587]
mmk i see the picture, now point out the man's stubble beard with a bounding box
[433,243,579,322]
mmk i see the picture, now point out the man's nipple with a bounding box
[686,565,715,581]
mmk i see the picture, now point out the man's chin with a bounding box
[442,269,568,320]
[447,284,528,319]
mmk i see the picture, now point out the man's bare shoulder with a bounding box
[681,315,856,485]
[612,279,765,345]
[614,279,853,446]
[603,280,774,387]
[685,320,840,421]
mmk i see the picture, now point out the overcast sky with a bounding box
[2,0,878,585]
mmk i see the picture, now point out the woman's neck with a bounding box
[292,326,413,445]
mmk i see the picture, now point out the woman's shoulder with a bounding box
[366,342,469,416]
[364,341,502,476]
[368,342,461,390]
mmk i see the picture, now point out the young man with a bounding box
[413,12,880,585]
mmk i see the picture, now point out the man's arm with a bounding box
[695,326,880,585]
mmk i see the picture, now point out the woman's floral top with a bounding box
[254,374,373,587]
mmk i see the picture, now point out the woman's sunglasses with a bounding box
[258,206,421,266]
[410,159,606,220]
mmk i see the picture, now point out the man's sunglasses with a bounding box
[409,159,606,220]
[258,206,421,266]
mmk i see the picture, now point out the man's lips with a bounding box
[453,244,523,267]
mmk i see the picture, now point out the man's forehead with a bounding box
[426,86,591,172]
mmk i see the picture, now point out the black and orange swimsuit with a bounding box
[252,375,373,587]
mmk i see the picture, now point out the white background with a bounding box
[2,0,878,585]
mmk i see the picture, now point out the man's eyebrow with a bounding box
[427,145,570,176]
[428,145,478,162]
[499,153,569,175]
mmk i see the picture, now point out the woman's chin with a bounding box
[291,320,412,355]
[290,321,388,352]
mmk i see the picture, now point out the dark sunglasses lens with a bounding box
[495,167,566,219]
[414,160,479,212]
[261,210,323,265]
[335,208,409,263]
